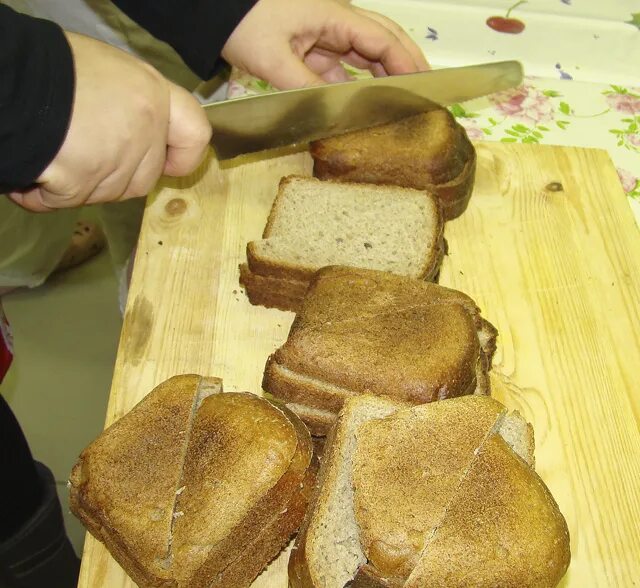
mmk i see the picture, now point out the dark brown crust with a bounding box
[69,468,176,588]
[69,380,316,588]
[264,267,497,436]
[284,401,340,437]
[310,110,476,220]
[239,263,307,312]
[184,396,315,588]
[264,359,356,415]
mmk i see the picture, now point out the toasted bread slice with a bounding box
[289,395,407,588]
[310,109,476,220]
[404,434,570,588]
[69,375,315,588]
[352,396,509,579]
[243,175,444,311]
[239,262,308,312]
[290,395,568,588]
[263,266,498,435]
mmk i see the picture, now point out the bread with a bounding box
[289,394,570,588]
[263,265,498,435]
[240,175,444,312]
[69,375,316,588]
[310,109,476,220]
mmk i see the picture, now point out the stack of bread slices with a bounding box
[69,110,571,587]
[240,108,474,313]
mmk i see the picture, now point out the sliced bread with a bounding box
[310,109,476,220]
[289,394,569,588]
[69,375,316,588]
[263,265,498,435]
[240,175,444,312]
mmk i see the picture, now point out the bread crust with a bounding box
[289,395,569,588]
[69,377,315,588]
[352,397,508,579]
[239,263,307,312]
[310,109,476,220]
[242,175,445,312]
[289,396,407,588]
[264,266,497,434]
[404,434,570,587]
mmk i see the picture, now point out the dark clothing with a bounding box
[0,395,41,541]
[0,6,74,194]
[112,0,258,80]
[0,0,257,193]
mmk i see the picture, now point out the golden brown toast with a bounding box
[263,266,498,435]
[289,395,569,588]
[69,375,315,588]
[310,109,476,220]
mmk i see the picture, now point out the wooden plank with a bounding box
[78,143,640,588]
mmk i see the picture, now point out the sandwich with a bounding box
[289,394,571,587]
[69,375,316,588]
[240,175,444,312]
[262,265,498,435]
[310,108,476,220]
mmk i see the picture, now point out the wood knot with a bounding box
[545,182,564,192]
[165,198,187,216]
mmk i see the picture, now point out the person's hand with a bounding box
[221,0,430,90]
[9,32,211,212]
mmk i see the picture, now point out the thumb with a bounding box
[164,84,212,177]
[259,51,326,90]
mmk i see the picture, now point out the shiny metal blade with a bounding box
[205,60,523,160]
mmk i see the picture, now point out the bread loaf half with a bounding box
[310,109,476,220]
[240,175,444,312]
[69,375,316,588]
[263,265,498,435]
[289,395,570,588]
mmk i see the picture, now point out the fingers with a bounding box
[333,8,417,76]
[254,45,327,90]
[354,7,430,72]
[164,84,212,176]
[8,189,55,213]
[120,141,167,200]
[304,51,354,82]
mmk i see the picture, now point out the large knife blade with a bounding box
[205,60,523,160]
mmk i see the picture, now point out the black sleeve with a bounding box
[0,6,75,193]
[112,0,258,80]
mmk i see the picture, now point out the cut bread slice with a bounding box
[69,375,315,588]
[404,434,570,588]
[263,265,498,435]
[352,396,510,579]
[288,395,407,588]
[310,109,476,220]
[239,262,308,313]
[352,396,533,580]
[289,395,569,588]
[242,175,444,311]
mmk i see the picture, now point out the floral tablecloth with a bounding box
[225,0,640,226]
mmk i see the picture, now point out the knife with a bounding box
[204,60,523,160]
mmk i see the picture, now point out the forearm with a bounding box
[0,6,74,193]
[111,0,258,79]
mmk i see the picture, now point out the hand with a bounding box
[10,32,211,212]
[221,0,429,90]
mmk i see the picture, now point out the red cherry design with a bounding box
[487,1,527,34]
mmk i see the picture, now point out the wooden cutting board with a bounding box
[78,142,640,588]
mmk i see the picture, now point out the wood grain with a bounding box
[78,143,640,588]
